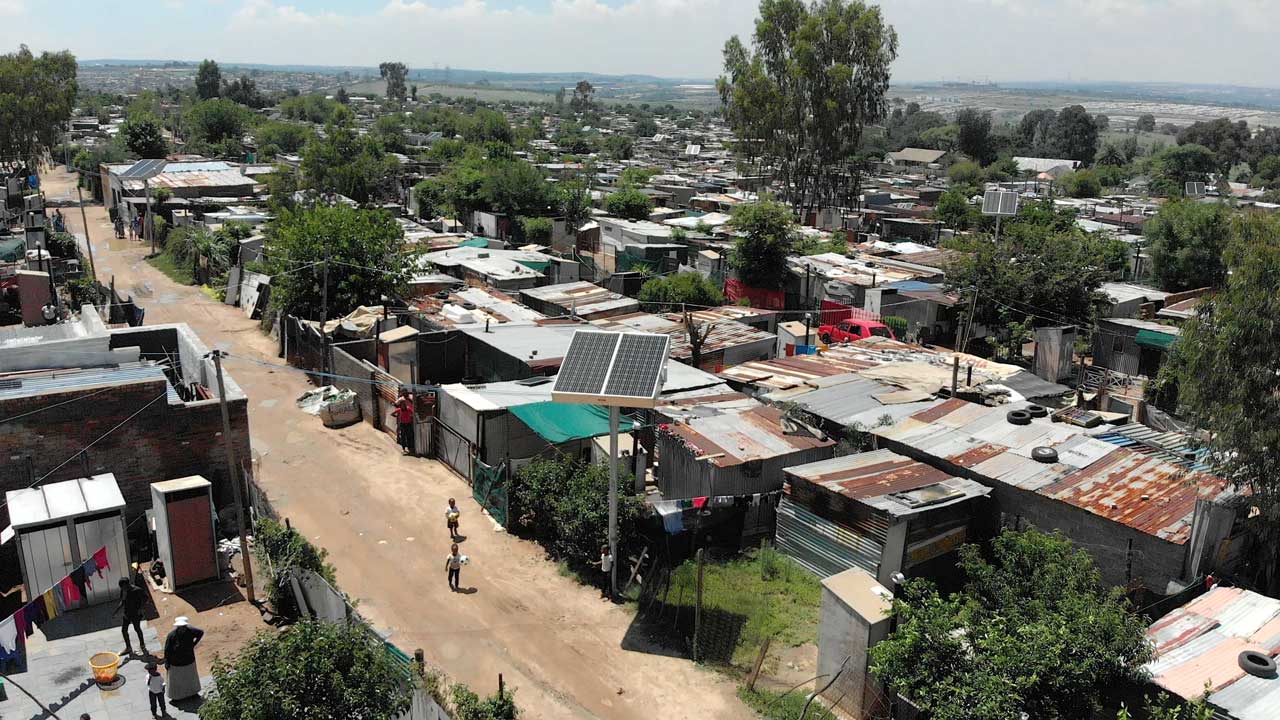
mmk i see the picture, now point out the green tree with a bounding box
[955,107,993,164]
[1153,212,1280,592]
[633,117,659,137]
[464,108,514,145]
[413,178,446,220]
[185,98,253,145]
[1150,143,1216,196]
[510,458,645,571]
[719,0,898,213]
[335,86,350,105]
[370,114,408,154]
[301,115,400,204]
[1096,143,1127,167]
[199,620,412,720]
[870,528,1152,720]
[518,216,553,245]
[254,121,312,156]
[1048,104,1099,164]
[637,272,725,312]
[1136,114,1157,132]
[556,177,593,237]
[280,94,343,124]
[122,114,168,158]
[933,189,979,230]
[1058,169,1102,198]
[450,684,519,720]
[1253,155,1280,189]
[948,160,983,187]
[195,59,221,100]
[944,201,1119,334]
[379,61,409,102]
[222,74,267,109]
[728,200,794,289]
[1146,200,1231,291]
[482,160,554,218]
[605,187,654,221]
[602,134,634,160]
[263,205,408,318]
[570,79,595,112]
[1177,118,1250,175]
[1018,108,1056,153]
[0,45,77,168]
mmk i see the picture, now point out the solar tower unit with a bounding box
[553,331,670,594]
[981,189,1020,241]
[118,158,168,255]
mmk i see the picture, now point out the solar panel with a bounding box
[603,334,669,398]
[553,330,669,408]
[118,158,168,179]
[1185,181,1206,197]
[981,190,1019,217]
[553,332,620,395]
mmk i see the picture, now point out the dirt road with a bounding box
[44,167,752,719]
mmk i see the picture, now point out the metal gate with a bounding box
[434,420,473,483]
[472,460,508,528]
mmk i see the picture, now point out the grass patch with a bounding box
[664,542,821,668]
[146,252,194,285]
[737,686,812,720]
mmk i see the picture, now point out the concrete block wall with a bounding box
[0,379,251,529]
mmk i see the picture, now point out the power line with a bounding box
[0,384,117,425]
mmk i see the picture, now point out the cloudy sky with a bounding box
[4,0,1276,85]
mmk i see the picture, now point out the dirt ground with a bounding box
[43,167,754,719]
[144,571,265,670]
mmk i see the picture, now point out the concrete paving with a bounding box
[2,621,208,719]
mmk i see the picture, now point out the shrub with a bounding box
[254,517,337,612]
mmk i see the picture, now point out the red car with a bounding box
[819,318,896,344]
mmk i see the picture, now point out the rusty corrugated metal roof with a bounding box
[874,399,1236,543]
[1144,586,1280,716]
[590,311,775,360]
[659,396,833,467]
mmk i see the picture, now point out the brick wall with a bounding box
[0,378,251,529]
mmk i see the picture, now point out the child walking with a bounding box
[445,543,466,592]
[446,498,461,540]
[146,662,167,718]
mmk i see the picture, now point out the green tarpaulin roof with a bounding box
[0,237,24,263]
[516,260,550,272]
[459,237,491,248]
[1135,328,1177,350]
[509,402,634,444]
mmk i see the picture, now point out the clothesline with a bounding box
[652,491,783,534]
[0,546,110,661]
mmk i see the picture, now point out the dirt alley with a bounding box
[44,167,753,719]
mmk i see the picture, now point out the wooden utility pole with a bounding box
[74,178,97,285]
[210,350,255,603]
[693,548,705,663]
[320,258,329,376]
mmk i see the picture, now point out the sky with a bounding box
[3,0,1278,86]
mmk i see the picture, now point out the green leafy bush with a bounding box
[254,517,337,612]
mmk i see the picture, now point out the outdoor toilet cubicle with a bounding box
[150,476,220,591]
[5,473,130,608]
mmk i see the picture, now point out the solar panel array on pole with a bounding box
[554,332,619,395]
[981,189,1019,217]
[552,330,669,408]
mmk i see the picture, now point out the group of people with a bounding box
[112,213,143,241]
[115,576,205,718]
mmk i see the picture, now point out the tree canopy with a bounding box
[0,45,77,168]
[263,205,409,319]
[379,61,409,102]
[728,200,795,290]
[955,107,993,164]
[185,98,253,146]
[605,187,654,221]
[199,619,412,720]
[870,528,1152,720]
[122,114,168,159]
[1150,143,1216,196]
[719,0,898,213]
[301,116,400,204]
[1146,200,1230,291]
[1177,118,1250,175]
[195,59,221,100]
[944,201,1124,344]
[1154,213,1280,591]
[637,272,726,312]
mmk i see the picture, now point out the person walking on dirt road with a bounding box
[394,386,415,455]
[446,498,461,540]
[445,543,466,592]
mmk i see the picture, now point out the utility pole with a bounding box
[209,350,255,603]
[145,178,154,256]
[75,178,97,287]
[321,258,329,376]
[608,405,620,597]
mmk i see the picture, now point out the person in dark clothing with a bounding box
[115,577,148,655]
[163,617,204,701]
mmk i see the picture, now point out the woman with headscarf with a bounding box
[163,616,204,701]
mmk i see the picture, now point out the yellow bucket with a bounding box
[89,651,120,684]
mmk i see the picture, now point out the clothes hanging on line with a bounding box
[0,615,18,655]
[92,547,110,576]
[25,598,48,628]
[61,575,83,605]
[41,589,58,621]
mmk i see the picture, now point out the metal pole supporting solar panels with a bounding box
[982,189,1019,242]
[552,331,670,596]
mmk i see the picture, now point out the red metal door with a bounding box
[166,495,217,587]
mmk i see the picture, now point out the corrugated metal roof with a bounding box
[590,311,775,360]
[519,281,639,319]
[0,364,178,404]
[875,399,1235,543]
[784,449,990,518]
[659,394,833,467]
[1144,586,1280,714]
[123,169,256,191]
[6,473,125,528]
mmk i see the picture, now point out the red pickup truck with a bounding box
[819,318,897,344]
